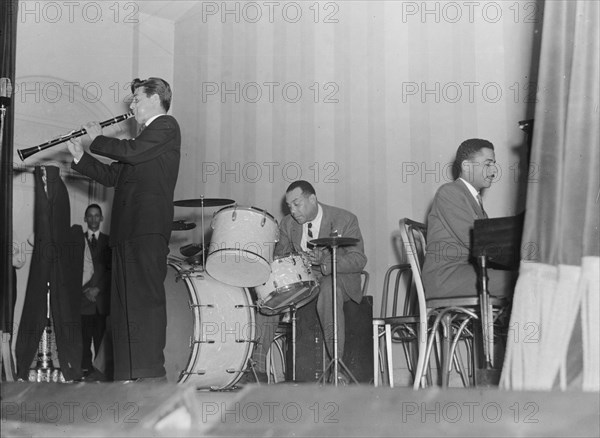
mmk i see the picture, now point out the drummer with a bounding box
[250,180,367,382]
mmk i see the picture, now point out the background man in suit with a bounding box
[250,181,367,382]
[422,138,515,299]
[78,204,111,378]
[67,77,180,381]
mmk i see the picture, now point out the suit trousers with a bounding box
[315,276,352,360]
[111,235,168,380]
[81,313,107,371]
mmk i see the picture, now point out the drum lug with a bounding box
[180,370,207,376]
[189,302,214,309]
[191,338,216,346]
[231,206,237,221]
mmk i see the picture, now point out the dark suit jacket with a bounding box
[71,115,181,246]
[422,179,487,297]
[274,203,367,303]
[74,228,111,316]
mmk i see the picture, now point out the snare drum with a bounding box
[206,205,279,288]
[255,254,318,315]
[164,262,255,390]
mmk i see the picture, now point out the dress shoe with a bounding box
[83,369,109,382]
[122,375,168,384]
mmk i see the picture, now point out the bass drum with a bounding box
[164,262,255,390]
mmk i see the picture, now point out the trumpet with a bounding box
[17,112,134,161]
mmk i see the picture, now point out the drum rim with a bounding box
[165,263,256,389]
[258,280,317,305]
[273,253,308,262]
[214,204,277,221]
[258,282,319,314]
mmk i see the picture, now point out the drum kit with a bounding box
[166,196,357,389]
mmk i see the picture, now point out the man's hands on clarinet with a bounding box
[67,121,103,161]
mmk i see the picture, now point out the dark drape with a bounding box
[0,0,18,381]
[16,167,83,381]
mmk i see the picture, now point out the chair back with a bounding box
[379,264,413,319]
[399,218,429,389]
[360,270,370,297]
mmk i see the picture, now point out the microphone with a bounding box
[1,77,12,108]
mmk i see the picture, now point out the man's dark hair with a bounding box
[286,180,316,197]
[131,77,172,112]
[452,138,494,179]
[85,203,102,216]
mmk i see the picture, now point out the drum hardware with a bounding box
[206,205,279,287]
[188,302,214,309]
[174,197,235,272]
[310,235,360,387]
[255,254,318,315]
[180,370,207,376]
[172,220,196,231]
[164,263,255,390]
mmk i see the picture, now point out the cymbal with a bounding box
[174,198,235,208]
[172,220,196,230]
[309,237,359,247]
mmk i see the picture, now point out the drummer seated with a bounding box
[248,180,367,382]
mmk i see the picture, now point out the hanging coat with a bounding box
[16,166,83,381]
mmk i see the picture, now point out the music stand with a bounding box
[310,236,359,387]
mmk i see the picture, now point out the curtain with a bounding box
[500,0,599,391]
[0,0,18,381]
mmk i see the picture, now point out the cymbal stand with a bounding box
[200,196,206,271]
[318,243,358,387]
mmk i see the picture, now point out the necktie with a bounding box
[90,233,97,250]
[307,223,314,249]
[476,194,488,218]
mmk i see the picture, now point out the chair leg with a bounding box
[441,313,452,388]
[385,324,394,388]
[372,321,381,387]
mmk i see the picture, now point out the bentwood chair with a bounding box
[400,219,508,388]
[372,264,427,387]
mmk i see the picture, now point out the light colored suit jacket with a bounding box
[274,203,367,303]
[422,179,487,298]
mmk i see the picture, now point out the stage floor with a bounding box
[2,380,599,437]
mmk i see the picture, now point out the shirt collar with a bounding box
[144,114,164,127]
[306,204,323,228]
[458,178,480,201]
